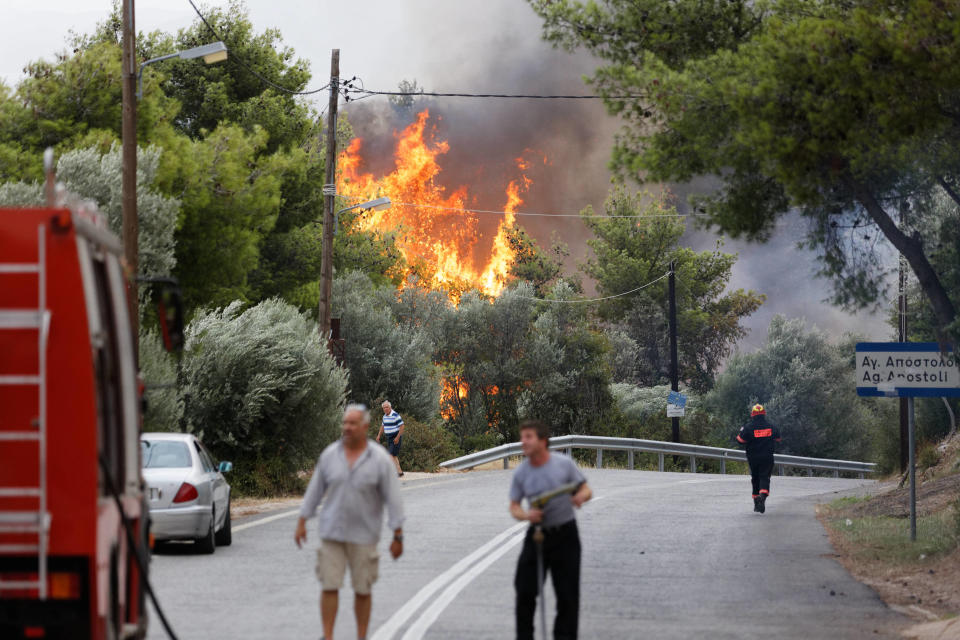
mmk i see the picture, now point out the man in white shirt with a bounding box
[376,400,405,477]
[295,404,405,640]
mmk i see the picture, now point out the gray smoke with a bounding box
[338,0,891,346]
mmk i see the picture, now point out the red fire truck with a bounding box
[0,186,171,638]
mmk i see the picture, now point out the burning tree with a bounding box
[338,109,533,299]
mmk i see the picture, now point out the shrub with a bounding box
[139,330,183,432]
[917,444,941,472]
[181,299,347,495]
[332,272,440,420]
[395,418,462,471]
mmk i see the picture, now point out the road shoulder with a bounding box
[816,437,960,638]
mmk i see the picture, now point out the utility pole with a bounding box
[121,0,139,357]
[318,49,340,338]
[668,260,680,444]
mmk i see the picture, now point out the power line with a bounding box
[342,87,645,101]
[186,0,330,96]
[516,271,671,304]
[376,201,709,220]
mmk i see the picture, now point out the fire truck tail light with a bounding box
[172,482,198,503]
[49,571,81,599]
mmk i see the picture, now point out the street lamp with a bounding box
[136,41,228,99]
[122,28,228,360]
[334,196,391,234]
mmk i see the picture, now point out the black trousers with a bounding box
[749,457,774,496]
[515,520,580,640]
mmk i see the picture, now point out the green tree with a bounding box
[0,144,178,279]
[519,281,613,436]
[507,226,572,297]
[133,0,313,152]
[583,189,763,391]
[331,271,441,420]
[0,41,177,180]
[165,124,284,308]
[180,298,347,494]
[704,315,884,460]
[435,284,538,445]
[529,0,960,344]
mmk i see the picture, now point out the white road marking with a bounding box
[369,521,528,640]
[389,496,606,640]
[232,509,301,533]
[399,530,527,640]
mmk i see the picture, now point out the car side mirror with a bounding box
[218,461,233,473]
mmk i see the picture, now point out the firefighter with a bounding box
[736,404,782,513]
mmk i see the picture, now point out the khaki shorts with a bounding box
[315,539,380,595]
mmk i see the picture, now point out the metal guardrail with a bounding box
[439,434,876,479]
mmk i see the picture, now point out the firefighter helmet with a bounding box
[751,404,765,417]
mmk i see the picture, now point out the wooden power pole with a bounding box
[121,0,139,356]
[318,49,340,338]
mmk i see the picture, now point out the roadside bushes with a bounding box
[393,417,462,472]
[179,299,347,494]
[139,329,183,433]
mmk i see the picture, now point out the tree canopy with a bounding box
[528,0,960,344]
[582,189,763,391]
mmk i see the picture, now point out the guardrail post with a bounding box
[504,457,509,470]
[720,455,726,474]
[832,469,839,478]
[628,450,634,470]
[658,453,664,472]
[596,449,603,469]
[690,455,696,473]
[778,464,784,476]
[566,448,572,458]
[858,472,864,480]
[806,468,813,477]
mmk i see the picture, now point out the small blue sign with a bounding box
[667,390,687,407]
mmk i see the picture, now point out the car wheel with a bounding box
[214,497,232,547]
[196,508,216,554]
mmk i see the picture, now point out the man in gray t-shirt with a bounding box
[509,420,592,640]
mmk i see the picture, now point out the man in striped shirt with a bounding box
[376,400,405,477]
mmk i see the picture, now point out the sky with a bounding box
[0,0,895,348]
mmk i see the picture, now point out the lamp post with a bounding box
[334,197,391,235]
[120,17,227,355]
[136,41,228,99]
[318,196,392,337]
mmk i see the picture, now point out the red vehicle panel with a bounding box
[1,206,147,640]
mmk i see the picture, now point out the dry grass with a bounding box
[818,433,960,627]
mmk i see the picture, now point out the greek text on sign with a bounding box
[856,342,959,397]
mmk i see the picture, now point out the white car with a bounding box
[141,432,232,553]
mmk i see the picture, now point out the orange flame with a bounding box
[440,377,469,420]
[338,110,532,298]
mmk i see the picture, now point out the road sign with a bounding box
[667,390,687,417]
[667,390,687,407]
[856,342,959,397]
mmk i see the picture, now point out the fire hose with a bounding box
[99,455,179,640]
[527,481,584,640]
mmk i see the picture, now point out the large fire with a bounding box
[338,110,532,298]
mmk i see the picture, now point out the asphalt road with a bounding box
[145,469,906,640]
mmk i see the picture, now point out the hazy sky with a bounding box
[0,0,894,346]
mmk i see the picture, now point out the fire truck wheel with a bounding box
[196,508,216,554]
[215,498,232,547]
